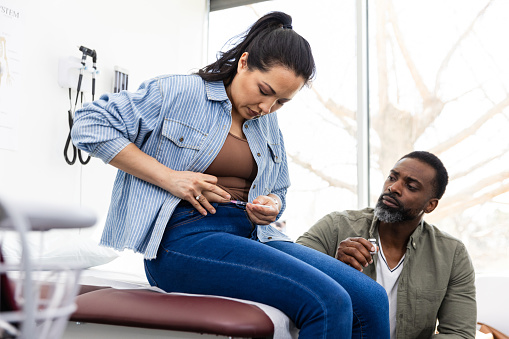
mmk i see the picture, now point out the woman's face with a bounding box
[227,52,305,121]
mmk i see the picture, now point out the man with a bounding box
[296,151,476,339]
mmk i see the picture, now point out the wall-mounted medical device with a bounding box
[58,55,98,94]
[113,66,129,93]
[60,46,98,165]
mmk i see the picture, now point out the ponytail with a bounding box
[197,11,315,87]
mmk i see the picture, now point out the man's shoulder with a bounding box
[329,207,375,223]
[420,221,470,255]
[317,208,374,232]
[421,221,463,244]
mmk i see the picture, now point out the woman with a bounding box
[72,11,389,338]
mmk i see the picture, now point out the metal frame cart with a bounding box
[0,197,96,339]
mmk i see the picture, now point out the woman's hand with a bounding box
[166,171,231,216]
[201,191,231,203]
[246,195,281,225]
[109,143,230,216]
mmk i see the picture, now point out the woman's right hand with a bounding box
[201,190,232,204]
[166,170,231,215]
[109,143,230,216]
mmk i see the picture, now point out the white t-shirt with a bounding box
[375,238,405,339]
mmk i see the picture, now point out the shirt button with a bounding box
[268,237,272,240]
[253,184,257,189]
[179,137,184,142]
[244,124,248,128]
[257,153,261,157]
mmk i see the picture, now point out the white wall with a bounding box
[0,0,207,239]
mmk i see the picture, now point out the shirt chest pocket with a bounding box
[257,141,283,195]
[413,288,447,332]
[158,119,208,169]
[267,142,282,164]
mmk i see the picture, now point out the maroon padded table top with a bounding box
[70,287,275,338]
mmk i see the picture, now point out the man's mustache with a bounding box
[379,193,402,209]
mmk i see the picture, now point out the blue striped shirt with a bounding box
[72,74,291,259]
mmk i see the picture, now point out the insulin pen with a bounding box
[368,238,379,255]
[230,200,272,208]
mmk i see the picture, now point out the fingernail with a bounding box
[211,209,216,214]
[364,263,368,267]
[369,259,373,264]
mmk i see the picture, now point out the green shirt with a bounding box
[296,208,476,339]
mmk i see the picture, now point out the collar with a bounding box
[205,80,230,102]
[407,219,424,250]
[370,214,425,251]
[369,215,379,239]
[204,78,266,133]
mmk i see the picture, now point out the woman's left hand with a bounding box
[246,195,280,225]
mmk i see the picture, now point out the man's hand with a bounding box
[335,237,377,272]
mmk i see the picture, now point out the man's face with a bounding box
[374,157,437,223]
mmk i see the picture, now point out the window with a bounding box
[208,0,509,273]
[209,0,358,241]
[368,0,509,273]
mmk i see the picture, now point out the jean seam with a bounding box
[170,203,244,230]
[170,210,193,219]
[242,209,256,231]
[144,260,158,287]
[353,310,365,338]
[164,248,329,339]
[167,213,207,231]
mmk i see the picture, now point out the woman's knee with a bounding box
[355,278,389,316]
[371,282,389,313]
[320,283,354,330]
[308,279,354,321]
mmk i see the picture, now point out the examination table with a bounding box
[64,283,298,339]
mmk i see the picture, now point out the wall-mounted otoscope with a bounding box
[76,46,97,103]
[62,45,98,166]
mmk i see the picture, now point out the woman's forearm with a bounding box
[109,143,174,191]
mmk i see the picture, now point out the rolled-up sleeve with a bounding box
[296,213,340,257]
[71,77,163,163]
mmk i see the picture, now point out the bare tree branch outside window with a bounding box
[209,0,509,273]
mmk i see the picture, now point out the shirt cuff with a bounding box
[257,225,293,243]
[92,138,131,164]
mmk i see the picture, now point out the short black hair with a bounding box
[400,151,449,200]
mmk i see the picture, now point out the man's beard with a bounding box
[374,193,419,223]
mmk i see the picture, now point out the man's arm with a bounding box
[433,242,477,338]
[296,213,340,257]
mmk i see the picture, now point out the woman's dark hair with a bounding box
[197,11,315,87]
[400,151,449,200]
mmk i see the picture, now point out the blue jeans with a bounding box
[145,202,389,339]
